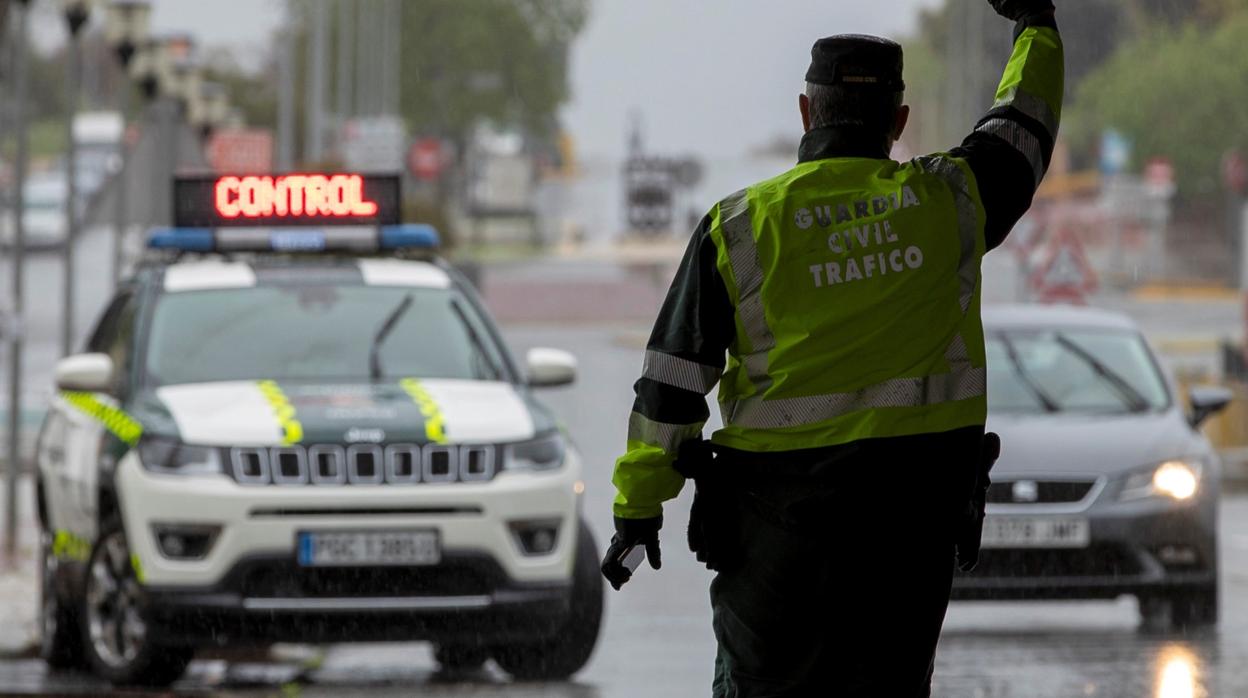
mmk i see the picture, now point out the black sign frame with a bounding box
[173,173,402,228]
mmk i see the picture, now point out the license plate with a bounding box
[980,516,1090,549]
[297,530,441,566]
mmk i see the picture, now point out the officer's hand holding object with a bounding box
[601,516,662,590]
[988,0,1055,22]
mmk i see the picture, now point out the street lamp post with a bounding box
[4,0,33,561]
[60,0,93,358]
[104,0,150,285]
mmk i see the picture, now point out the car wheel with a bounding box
[1140,585,1219,631]
[80,525,193,686]
[434,643,490,674]
[493,519,603,681]
[39,529,85,670]
[1171,584,1218,629]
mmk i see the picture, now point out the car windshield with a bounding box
[143,284,509,386]
[986,329,1170,415]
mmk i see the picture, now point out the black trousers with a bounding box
[708,427,980,698]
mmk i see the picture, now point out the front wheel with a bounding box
[39,529,85,670]
[493,519,604,681]
[80,525,193,686]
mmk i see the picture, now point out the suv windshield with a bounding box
[986,329,1170,415]
[143,284,509,386]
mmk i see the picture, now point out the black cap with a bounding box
[806,35,905,91]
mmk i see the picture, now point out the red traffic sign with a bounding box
[408,138,448,181]
[1224,150,1248,196]
[206,129,274,174]
[1030,226,1098,305]
[1144,157,1176,199]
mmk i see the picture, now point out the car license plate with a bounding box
[297,530,441,566]
[980,516,1090,549]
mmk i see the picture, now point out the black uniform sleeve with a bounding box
[950,14,1064,251]
[610,216,735,519]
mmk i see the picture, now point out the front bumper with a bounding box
[144,552,572,646]
[951,496,1217,601]
[114,447,584,589]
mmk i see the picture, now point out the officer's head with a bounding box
[800,35,910,151]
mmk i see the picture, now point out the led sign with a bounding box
[174,173,401,228]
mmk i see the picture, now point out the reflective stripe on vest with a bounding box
[642,350,721,395]
[975,118,1045,186]
[720,189,776,399]
[917,156,980,313]
[994,86,1059,141]
[726,335,985,430]
[627,411,702,453]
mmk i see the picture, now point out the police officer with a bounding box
[601,0,1064,695]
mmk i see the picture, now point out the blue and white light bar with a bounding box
[147,224,441,254]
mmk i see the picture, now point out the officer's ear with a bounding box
[893,105,911,141]
[799,93,812,133]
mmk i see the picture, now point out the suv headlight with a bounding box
[138,437,222,476]
[503,432,566,472]
[1120,460,1202,501]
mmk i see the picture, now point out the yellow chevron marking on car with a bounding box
[130,553,147,583]
[60,392,143,446]
[52,529,91,561]
[399,378,447,444]
[257,380,304,445]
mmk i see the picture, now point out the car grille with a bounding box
[225,444,502,486]
[965,544,1142,579]
[986,479,1097,505]
[229,556,503,598]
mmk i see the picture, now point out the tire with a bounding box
[494,519,604,681]
[39,529,86,670]
[434,643,490,674]
[1140,585,1219,631]
[80,524,194,686]
[1171,585,1218,629]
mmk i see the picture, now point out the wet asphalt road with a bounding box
[0,324,1245,696]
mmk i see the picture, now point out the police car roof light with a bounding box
[145,224,440,253]
[380,224,440,250]
[147,227,215,252]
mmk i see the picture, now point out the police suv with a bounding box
[34,173,602,686]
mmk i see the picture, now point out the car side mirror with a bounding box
[1188,385,1233,428]
[526,348,577,388]
[55,353,115,393]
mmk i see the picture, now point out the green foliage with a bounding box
[396,0,587,143]
[1068,13,1248,199]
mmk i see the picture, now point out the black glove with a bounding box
[956,432,1002,573]
[988,0,1055,22]
[600,515,662,591]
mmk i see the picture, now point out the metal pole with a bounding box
[335,0,353,138]
[305,0,328,164]
[5,0,31,559]
[62,25,83,357]
[113,67,130,285]
[277,26,296,170]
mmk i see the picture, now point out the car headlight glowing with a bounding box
[138,437,222,476]
[1121,460,1202,501]
[504,432,566,472]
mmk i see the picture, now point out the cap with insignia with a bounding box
[806,34,905,91]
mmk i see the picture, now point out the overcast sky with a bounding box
[33,0,937,161]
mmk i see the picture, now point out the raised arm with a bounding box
[952,1,1064,251]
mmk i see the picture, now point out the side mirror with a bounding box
[1188,385,1233,428]
[526,348,577,388]
[55,353,115,393]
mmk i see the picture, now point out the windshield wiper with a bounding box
[999,334,1061,413]
[449,298,502,381]
[369,293,414,381]
[1053,334,1151,413]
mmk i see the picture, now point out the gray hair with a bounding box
[806,81,903,132]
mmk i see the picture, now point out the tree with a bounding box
[1067,12,1248,201]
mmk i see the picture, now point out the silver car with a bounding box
[952,305,1231,629]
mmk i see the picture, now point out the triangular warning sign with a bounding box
[1030,227,1098,304]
